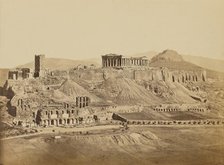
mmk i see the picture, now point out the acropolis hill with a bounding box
[1,49,223,129]
[1,49,224,165]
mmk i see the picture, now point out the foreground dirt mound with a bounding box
[59,79,101,102]
[98,78,161,105]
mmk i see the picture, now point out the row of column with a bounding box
[103,58,148,67]
[124,58,148,66]
[103,58,121,67]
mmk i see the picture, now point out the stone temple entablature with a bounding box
[102,54,149,68]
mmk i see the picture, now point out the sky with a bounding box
[0,0,224,68]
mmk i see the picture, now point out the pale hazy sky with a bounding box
[0,0,224,68]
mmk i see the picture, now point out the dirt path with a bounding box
[0,125,122,141]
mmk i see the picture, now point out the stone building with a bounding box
[76,96,90,108]
[102,54,148,68]
[8,68,32,80]
[34,54,45,78]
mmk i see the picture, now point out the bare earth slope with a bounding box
[97,77,161,105]
[59,79,101,102]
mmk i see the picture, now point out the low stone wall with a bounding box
[112,113,224,126]
[127,119,224,126]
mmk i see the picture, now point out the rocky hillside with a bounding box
[0,68,9,87]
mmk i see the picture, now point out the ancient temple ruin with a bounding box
[102,54,148,68]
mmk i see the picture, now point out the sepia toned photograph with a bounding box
[0,0,224,165]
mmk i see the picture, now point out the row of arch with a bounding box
[41,117,95,126]
[125,120,224,125]
[44,109,77,116]
[41,118,80,126]
[154,108,206,112]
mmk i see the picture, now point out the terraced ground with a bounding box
[1,126,224,165]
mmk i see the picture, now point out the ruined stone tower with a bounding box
[34,54,45,78]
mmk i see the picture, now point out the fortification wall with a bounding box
[134,68,206,83]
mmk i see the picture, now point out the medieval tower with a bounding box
[34,54,45,78]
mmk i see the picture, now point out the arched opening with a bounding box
[172,76,175,82]
[202,74,206,81]
[36,110,42,125]
[67,119,70,124]
[59,119,62,125]
[51,120,54,125]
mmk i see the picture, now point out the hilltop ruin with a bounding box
[2,50,211,128]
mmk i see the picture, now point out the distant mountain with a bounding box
[131,51,158,59]
[17,58,100,70]
[149,49,203,71]
[151,50,184,62]
[132,50,224,73]
[182,55,224,73]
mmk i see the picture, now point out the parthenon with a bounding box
[102,54,148,68]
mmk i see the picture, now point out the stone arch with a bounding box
[33,112,35,118]
[202,74,206,81]
[182,76,185,83]
[59,119,62,125]
[172,75,175,82]
[36,109,42,125]
[51,119,54,125]
[67,118,70,124]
